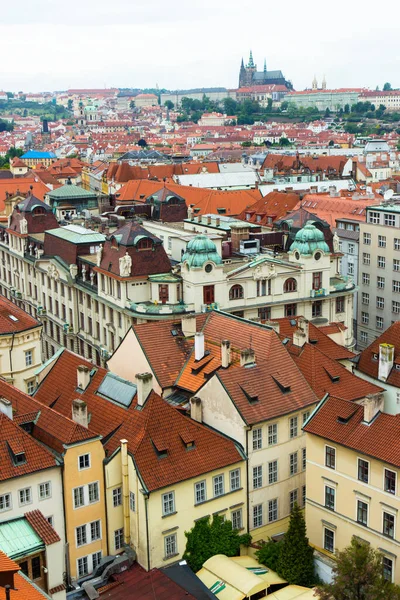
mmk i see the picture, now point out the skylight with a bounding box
[9,315,18,322]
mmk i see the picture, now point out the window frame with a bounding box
[162,491,175,515]
[78,453,91,470]
[357,458,369,483]
[194,480,206,505]
[213,474,224,498]
[325,445,336,469]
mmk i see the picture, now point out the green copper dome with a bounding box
[182,235,223,268]
[289,222,330,256]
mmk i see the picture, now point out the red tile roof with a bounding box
[0,294,41,334]
[236,191,301,226]
[357,321,400,387]
[0,552,19,572]
[304,396,400,468]
[25,510,60,546]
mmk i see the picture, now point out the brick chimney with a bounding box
[240,348,256,367]
[195,332,205,361]
[135,372,153,407]
[72,399,88,428]
[221,340,231,368]
[0,398,13,420]
[190,396,202,423]
[231,224,250,252]
[181,314,196,337]
[77,365,91,390]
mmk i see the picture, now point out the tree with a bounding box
[183,515,251,573]
[267,97,273,111]
[223,97,238,115]
[255,539,282,571]
[279,137,291,146]
[383,82,392,91]
[164,100,174,110]
[316,538,400,600]
[67,99,73,111]
[325,107,331,118]
[129,100,135,109]
[137,138,147,148]
[277,503,315,586]
[344,104,350,114]
[329,140,335,146]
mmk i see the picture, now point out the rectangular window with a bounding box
[25,350,33,367]
[363,253,370,265]
[385,214,396,227]
[303,411,310,424]
[377,276,385,289]
[113,487,122,507]
[348,243,355,254]
[27,380,35,394]
[312,272,322,291]
[394,259,400,272]
[336,296,345,313]
[357,500,368,526]
[289,416,298,439]
[325,486,335,510]
[195,481,206,504]
[252,427,262,450]
[378,256,386,269]
[361,312,369,324]
[164,533,177,558]
[268,423,277,445]
[253,466,263,489]
[383,512,395,538]
[231,509,242,530]
[393,281,400,293]
[162,491,175,515]
[230,469,240,491]
[32,556,41,580]
[285,303,297,317]
[88,482,99,504]
[0,493,11,512]
[90,520,101,541]
[376,316,384,330]
[362,273,370,285]
[360,331,368,344]
[358,458,369,483]
[39,482,51,500]
[302,448,306,470]
[268,498,278,522]
[77,556,88,578]
[19,487,31,506]
[325,446,336,469]
[79,454,90,470]
[114,528,124,550]
[363,232,371,245]
[378,235,387,247]
[213,475,224,497]
[92,551,102,571]
[376,296,385,310]
[395,239,400,251]
[302,485,306,506]
[324,528,335,553]
[383,557,393,582]
[368,211,380,224]
[268,460,278,485]
[289,452,298,476]
[129,491,136,511]
[312,301,322,318]
[253,504,263,528]
[290,489,298,511]
[361,292,369,305]
[76,525,87,546]
[348,263,354,276]
[74,486,84,508]
[392,301,400,314]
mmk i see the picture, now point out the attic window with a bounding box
[171,329,178,337]
[137,238,152,251]
[152,438,168,459]
[396,364,400,371]
[239,386,259,404]
[180,432,195,450]
[272,375,291,394]
[13,452,26,466]
[309,339,318,345]
[373,353,379,361]
[193,208,201,214]
[324,367,340,383]
[217,208,227,214]
[139,194,145,199]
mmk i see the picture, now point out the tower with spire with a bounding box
[238,51,290,89]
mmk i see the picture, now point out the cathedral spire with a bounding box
[248,50,255,68]
[263,58,267,74]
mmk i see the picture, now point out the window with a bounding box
[258,306,271,321]
[363,232,371,245]
[268,498,278,522]
[302,447,306,470]
[336,296,345,313]
[229,285,244,300]
[290,489,298,511]
[394,259,400,272]
[231,509,242,530]
[378,256,386,269]
[376,296,385,310]
[88,482,99,504]
[302,485,306,506]
[362,273,370,285]
[312,272,322,291]
[360,331,368,344]
[325,486,335,510]
[385,214,396,227]
[395,239,400,251]
[289,452,298,476]
[393,301,400,314]
[312,301,322,318]
[77,556,88,578]
[164,533,177,557]
[79,454,90,470]
[368,211,380,224]
[324,528,335,553]
[377,316,384,330]
[195,481,206,504]
[213,475,224,497]
[90,520,101,541]
[361,292,369,305]
[19,487,31,506]
[74,486,84,508]
[393,281,400,293]
[303,412,310,424]
[383,557,393,582]
[256,279,270,296]
[253,504,263,528]
[268,460,278,484]
[39,482,51,500]
[357,500,368,526]
[268,423,277,445]
[285,303,297,317]
[113,487,122,507]
[361,312,369,325]
[363,253,370,265]
[284,278,297,293]
[19,561,28,577]
[378,235,387,247]
[325,446,336,469]
[92,552,102,571]
[289,416,298,439]
[32,556,41,580]
[230,469,240,491]
[25,350,32,367]
[114,528,124,550]
[358,458,369,483]
[348,243,355,254]
[27,379,35,394]
[162,491,175,515]
[76,525,87,547]
[253,466,263,489]
[377,276,385,289]
[0,493,11,512]
[253,428,262,450]
[129,491,135,511]
[383,512,395,538]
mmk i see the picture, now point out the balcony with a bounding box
[310,288,326,298]
[129,301,193,318]
[329,275,355,293]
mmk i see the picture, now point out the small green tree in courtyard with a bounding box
[277,503,315,586]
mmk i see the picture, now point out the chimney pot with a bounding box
[190,396,202,423]
[195,332,205,361]
[77,365,90,390]
[72,398,88,428]
[0,398,13,420]
[135,372,153,407]
[221,340,231,368]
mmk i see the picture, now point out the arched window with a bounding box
[137,238,153,251]
[284,278,297,293]
[229,284,244,300]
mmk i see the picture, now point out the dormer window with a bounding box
[111,238,118,249]
[137,238,152,251]
[14,452,26,466]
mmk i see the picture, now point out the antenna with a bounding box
[384,189,394,201]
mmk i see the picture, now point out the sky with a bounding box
[1,0,399,93]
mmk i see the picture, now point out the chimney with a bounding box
[231,224,250,252]
[197,215,202,223]
[378,343,395,382]
[207,215,211,225]
[265,321,280,334]
[0,398,13,420]
[216,217,220,227]
[77,365,90,390]
[190,396,202,423]
[240,348,256,367]
[5,585,11,600]
[72,399,88,428]
[195,332,205,361]
[362,394,384,424]
[293,317,309,348]
[135,372,153,407]
[181,314,197,338]
[221,340,231,368]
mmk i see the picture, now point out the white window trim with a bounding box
[90,519,102,542]
[230,468,241,491]
[194,480,206,505]
[383,468,397,495]
[382,509,396,539]
[162,491,175,516]
[355,497,369,527]
[38,481,52,501]
[323,526,335,554]
[0,492,12,512]
[357,456,370,484]
[78,453,91,471]
[18,487,32,507]
[213,474,225,497]
[88,481,100,505]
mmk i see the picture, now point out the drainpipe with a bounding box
[245,425,251,535]
[9,332,16,382]
[121,439,130,545]
[144,493,151,571]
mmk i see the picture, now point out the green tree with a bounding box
[129,100,135,109]
[267,97,273,111]
[344,104,350,114]
[316,538,400,600]
[164,100,174,110]
[67,99,73,110]
[325,107,331,118]
[277,503,315,586]
[223,97,238,115]
[280,101,289,111]
[183,515,251,573]
[383,82,392,91]
[255,539,282,571]
[137,138,147,148]
[279,137,291,146]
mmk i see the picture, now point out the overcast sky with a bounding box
[1,0,399,93]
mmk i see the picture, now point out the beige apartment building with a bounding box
[357,204,400,350]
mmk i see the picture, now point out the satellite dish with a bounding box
[384,189,394,201]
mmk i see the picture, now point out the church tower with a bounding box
[239,57,246,88]
[322,75,327,90]
[312,75,318,90]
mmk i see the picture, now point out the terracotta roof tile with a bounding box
[357,321,400,387]
[0,551,19,572]
[25,510,60,545]
[0,570,49,599]
[0,294,41,334]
